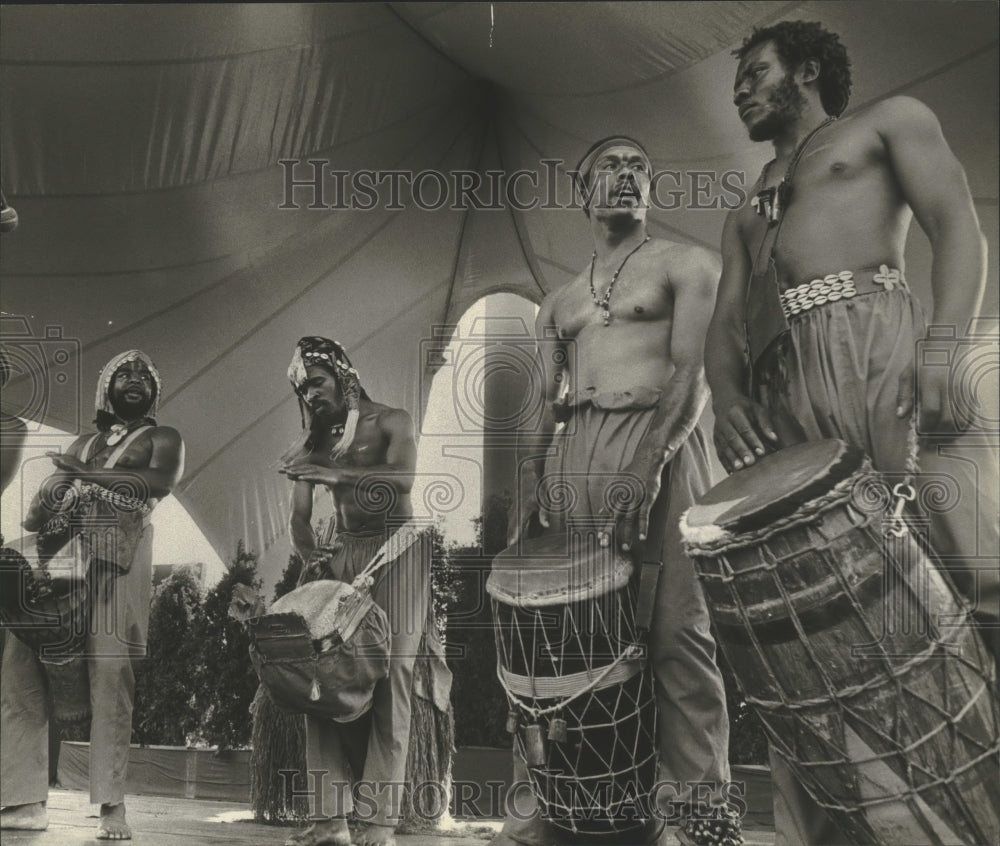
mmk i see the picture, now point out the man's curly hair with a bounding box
[735,21,852,117]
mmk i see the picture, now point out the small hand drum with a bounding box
[681,440,1000,845]
[249,580,390,723]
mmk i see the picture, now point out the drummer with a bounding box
[279,336,431,846]
[705,19,999,845]
[494,137,742,845]
[1,350,183,840]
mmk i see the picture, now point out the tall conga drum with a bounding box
[680,440,1000,845]
[488,531,660,842]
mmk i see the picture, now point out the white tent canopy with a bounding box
[2,2,997,582]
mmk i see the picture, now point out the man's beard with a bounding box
[747,74,806,142]
[110,394,153,421]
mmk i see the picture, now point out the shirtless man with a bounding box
[705,20,998,845]
[279,336,427,846]
[493,137,741,846]
[1,350,183,840]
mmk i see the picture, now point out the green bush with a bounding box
[132,567,205,746]
[193,541,261,751]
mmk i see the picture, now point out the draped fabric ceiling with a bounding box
[2,2,997,581]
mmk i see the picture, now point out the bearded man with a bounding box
[1,350,183,840]
[705,20,998,845]
[279,336,432,846]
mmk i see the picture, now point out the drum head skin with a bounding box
[687,440,866,535]
[487,531,633,608]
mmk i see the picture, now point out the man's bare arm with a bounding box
[281,409,417,494]
[46,426,185,501]
[612,246,718,548]
[289,479,316,563]
[706,210,778,470]
[879,96,987,433]
[22,434,91,532]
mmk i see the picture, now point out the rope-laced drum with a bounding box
[680,439,1000,845]
[488,531,658,840]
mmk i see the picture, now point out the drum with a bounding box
[249,579,390,723]
[488,531,659,840]
[0,539,93,726]
[680,439,1000,845]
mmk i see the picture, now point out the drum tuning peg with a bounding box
[505,709,519,734]
[523,724,547,768]
[547,717,568,744]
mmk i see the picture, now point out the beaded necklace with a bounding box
[588,235,651,326]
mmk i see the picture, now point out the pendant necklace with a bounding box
[589,235,650,326]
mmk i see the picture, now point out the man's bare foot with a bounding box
[284,818,351,846]
[355,822,397,846]
[0,802,49,830]
[97,802,132,840]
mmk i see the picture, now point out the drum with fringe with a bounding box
[488,531,659,840]
[680,439,1000,845]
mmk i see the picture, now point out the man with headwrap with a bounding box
[1,350,183,840]
[280,336,429,846]
[493,138,741,846]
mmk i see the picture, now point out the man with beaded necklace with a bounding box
[1,349,183,840]
[492,137,741,846]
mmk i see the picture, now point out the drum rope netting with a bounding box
[684,466,999,841]
[492,582,659,835]
[497,643,643,717]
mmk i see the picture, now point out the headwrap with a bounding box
[93,349,162,431]
[574,135,652,215]
[286,336,368,460]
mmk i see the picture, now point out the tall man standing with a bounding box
[705,20,998,845]
[279,336,431,846]
[493,137,742,846]
[1,350,183,840]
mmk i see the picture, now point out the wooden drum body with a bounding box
[488,532,659,840]
[681,440,1000,845]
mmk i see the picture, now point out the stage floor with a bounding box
[0,789,777,846]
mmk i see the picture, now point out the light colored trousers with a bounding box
[755,288,1000,845]
[1,525,153,807]
[496,389,733,845]
[302,529,430,828]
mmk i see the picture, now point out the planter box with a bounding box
[58,742,250,803]
[59,743,772,827]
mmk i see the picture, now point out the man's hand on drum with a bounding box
[712,395,779,473]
